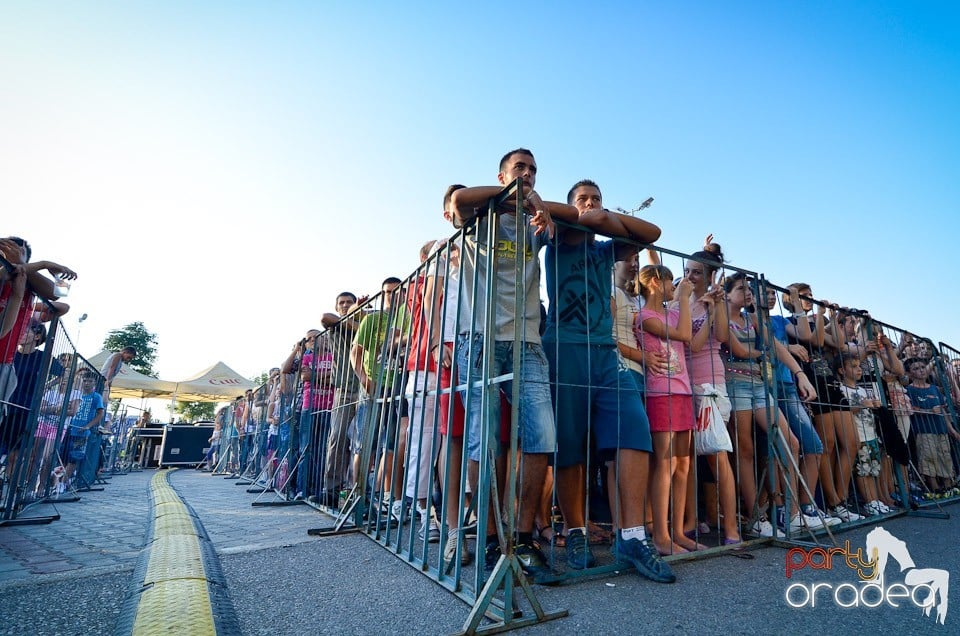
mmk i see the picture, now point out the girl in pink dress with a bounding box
[635,265,700,555]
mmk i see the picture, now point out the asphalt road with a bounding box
[1,469,957,635]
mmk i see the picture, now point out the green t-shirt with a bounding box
[353,306,410,390]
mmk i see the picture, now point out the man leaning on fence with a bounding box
[541,178,676,583]
[447,148,564,581]
[350,278,410,520]
[321,291,363,507]
[100,346,136,429]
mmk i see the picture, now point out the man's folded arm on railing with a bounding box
[559,207,661,245]
[449,185,571,232]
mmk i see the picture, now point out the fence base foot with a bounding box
[42,494,80,503]
[307,525,360,536]
[0,513,59,527]
[235,480,253,486]
[456,553,567,636]
[908,508,950,520]
[251,499,303,507]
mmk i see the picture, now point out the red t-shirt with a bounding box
[0,288,34,364]
[406,273,443,374]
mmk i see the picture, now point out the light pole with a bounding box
[615,196,654,216]
[76,313,88,354]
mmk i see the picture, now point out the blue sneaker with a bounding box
[565,528,596,569]
[613,532,676,584]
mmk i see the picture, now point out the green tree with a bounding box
[102,322,158,377]
[174,401,216,423]
[252,370,270,387]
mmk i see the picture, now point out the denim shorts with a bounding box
[778,382,823,455]
[351,388,403,455]
[545,344,651,468]
[726,374,775,413]
[458,336,556,461]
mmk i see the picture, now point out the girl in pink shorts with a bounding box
[635,265,700,555]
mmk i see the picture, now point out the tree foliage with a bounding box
[252,370,270,387]
[174,401,216,422]
[102,322,158,377]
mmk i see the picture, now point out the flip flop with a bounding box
[723,537,755,559]
[587,521,613,545]
[536,525,556,544]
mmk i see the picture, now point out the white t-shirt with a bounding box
[442,267,460,344]
[839,383,878,442]
[611,286,644,374]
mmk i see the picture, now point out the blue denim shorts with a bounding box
[546,343,651,468]
[726,374,775,413]
[351,392,402,454]
[458,336,556,461]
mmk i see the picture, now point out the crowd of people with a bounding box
[194,148,960,592]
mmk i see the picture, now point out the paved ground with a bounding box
[1,469,957,635]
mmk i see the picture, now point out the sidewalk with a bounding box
[1,468,956,635]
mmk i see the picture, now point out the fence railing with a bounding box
[0,265,109,525]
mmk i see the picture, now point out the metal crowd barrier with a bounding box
[0,283,107,526]
[222,179,958,634]
[67,175,950,633]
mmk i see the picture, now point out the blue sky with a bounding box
[2,2,958,401]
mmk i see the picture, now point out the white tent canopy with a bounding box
[171,361,257,402]
[85,352,257,404]
[86,350,178,399]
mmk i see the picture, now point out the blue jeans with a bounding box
[457,336,556,462]
[239,434,253,471]
[297,410,314,496]
[778,382,823,455]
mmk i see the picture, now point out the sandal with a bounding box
[587,521,613,545]
[535,524,556,544]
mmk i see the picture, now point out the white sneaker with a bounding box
[864,500,885,516]
[776,511,807,533]
[878,502,893,513]
[419,518,441,543]
[830,503,862,522]
[801,511,826,530]
[748,517,774,538]
[801,504,842,527]
[390,499,405,524]
[444,527,472,565]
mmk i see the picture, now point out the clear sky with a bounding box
[3,2,958,396]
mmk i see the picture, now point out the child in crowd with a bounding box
[202,418,222,471]
[837,354,891,515]
[31,373,79,496]
[61,371,105,490]
[904,357,960,494]
[635,265,700,554]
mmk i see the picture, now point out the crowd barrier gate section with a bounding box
[0,287,106,527]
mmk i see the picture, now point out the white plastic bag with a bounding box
[694,389,733,455]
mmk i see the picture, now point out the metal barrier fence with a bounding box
[235,176,959,634]
[1,258,109,526]
[9,177,959,630]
